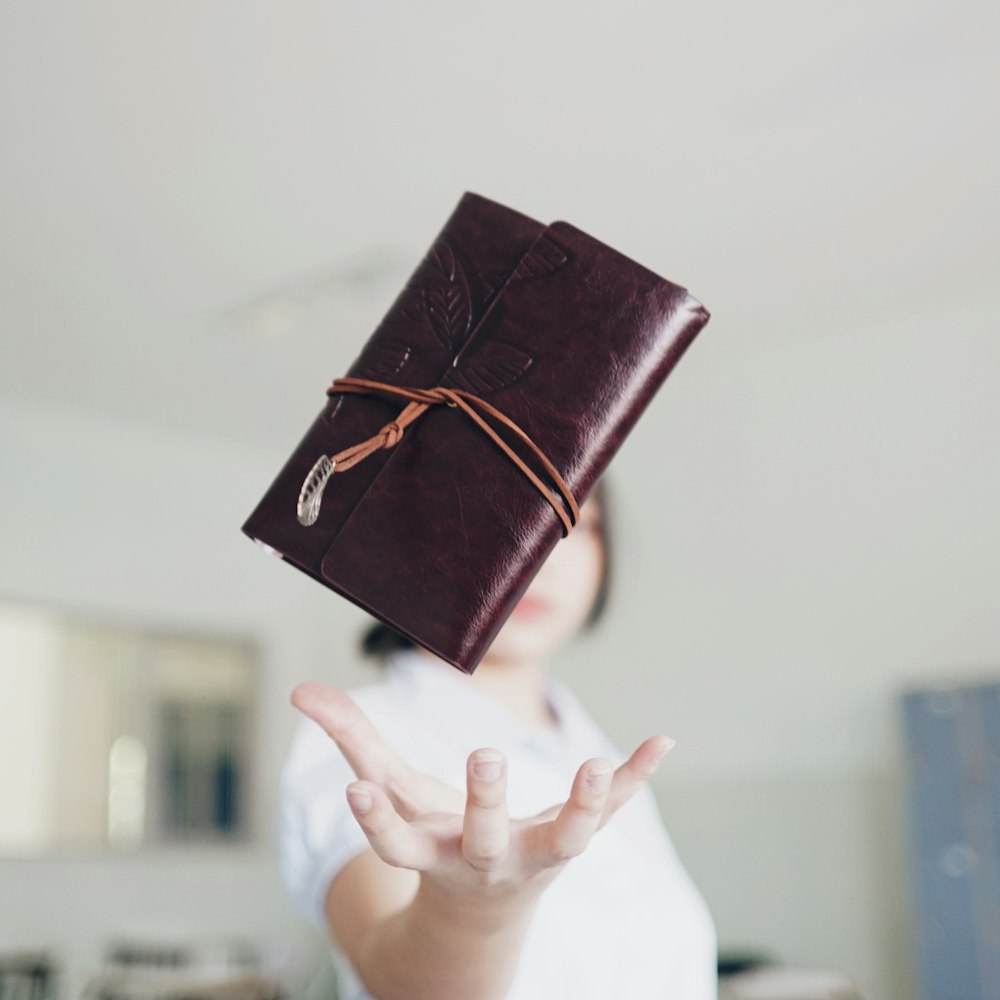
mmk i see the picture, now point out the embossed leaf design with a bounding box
[423,242,472,353]
[445,340,534,395]
[511,234,568,281]
[478,269,510,304]
[395,285,427,324]
[351,337,413,381]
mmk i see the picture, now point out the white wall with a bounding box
[1,293,998,999]
[0,615,60,852]
[0,398,373,996]
[553,298,1000,1000]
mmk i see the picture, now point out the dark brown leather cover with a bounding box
[241,191,709,673]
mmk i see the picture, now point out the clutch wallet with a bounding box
[241,191,709,673]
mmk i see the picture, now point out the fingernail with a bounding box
[586,763,612,793]
[347,788,372,814]
[472,751,503,782]
[655,738,677,763]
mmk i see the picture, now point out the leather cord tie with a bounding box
[298,375,580,536]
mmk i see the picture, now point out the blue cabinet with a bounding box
[901,681,1000,1000]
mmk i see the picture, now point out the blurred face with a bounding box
[482,493,606,666]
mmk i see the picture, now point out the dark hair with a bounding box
[359,475,616,661]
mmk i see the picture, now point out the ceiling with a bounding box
[1,0,996,454]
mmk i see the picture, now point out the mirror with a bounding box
[0,600,259,856]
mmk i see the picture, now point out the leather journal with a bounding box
[241,191,710,673]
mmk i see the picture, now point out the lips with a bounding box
[511,595,549,618]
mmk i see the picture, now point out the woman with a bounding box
[278,476,717,999]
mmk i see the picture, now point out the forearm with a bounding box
[354,877,543,1000]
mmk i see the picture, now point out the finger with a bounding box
[462,749,510,871]
[535,757,614,865]
[291,682,410,788]
[345,780,436,871]
[601,735,675,826]
[292,682,466,820]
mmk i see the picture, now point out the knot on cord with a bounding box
[380,420,404,448]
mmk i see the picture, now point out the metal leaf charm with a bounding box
[511,234,568,281]
[444,340,534,395]
[424,242,472,353]
[297,455,336,526]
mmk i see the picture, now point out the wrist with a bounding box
[413,870,547,934]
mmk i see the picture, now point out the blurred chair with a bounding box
[717,951,862,1000]
[81,936,280,1000]
[718,964,862,1000]
[81,970,279,1000]
[0,952,56,1000]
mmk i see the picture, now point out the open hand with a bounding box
[291,681,674,904]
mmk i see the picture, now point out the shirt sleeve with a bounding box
[274,716,373,929]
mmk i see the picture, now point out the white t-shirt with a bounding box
[277,648,718,999]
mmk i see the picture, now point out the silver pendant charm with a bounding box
[297,455,336,526]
